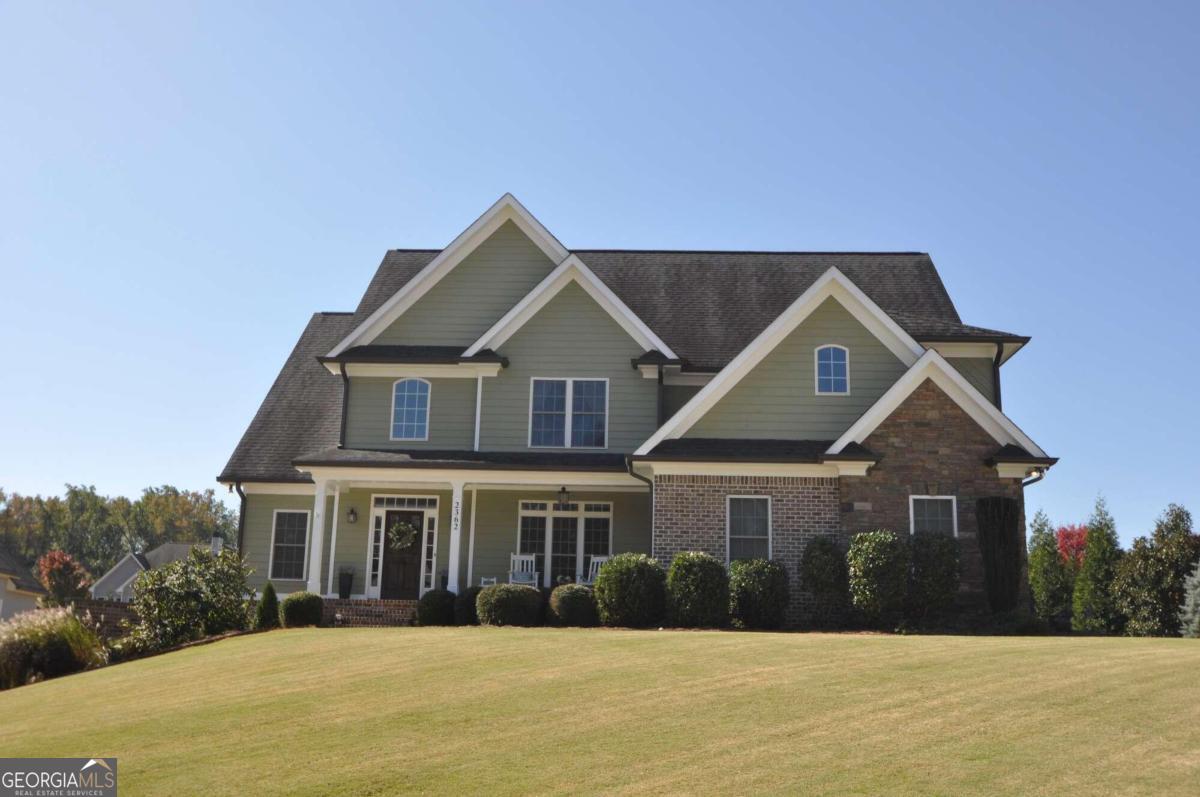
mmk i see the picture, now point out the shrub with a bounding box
[36,550,92,607]
[280,591,324,628]
[0,608,106,690]
[907,533,960,623]
[800,536,848,626]
[593,553,666,628]
[476,584,542,627]
[728,559,789,630]
[126,549,252,652]
[976,497,1022,613]
[1113,504,1200,637]
[666,552,728,628]
[417,589,457,626]
[1180,561,1200,639]
[847,530,909,628]
[455,586,483,626]
[548,584,599,627]
[1028,510,1073,627]
[255,582,280,630]
[1073,498,1125,633]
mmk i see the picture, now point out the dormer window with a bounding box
[815,345,849,395]
[391,378,430,441]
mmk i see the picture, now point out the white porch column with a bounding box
[306,479,328,594]
[446,481,465,592]
[325,485,341,597]
[466,488,478,588]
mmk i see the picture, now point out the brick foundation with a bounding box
[652,474,840,626]
[322,598,418,627]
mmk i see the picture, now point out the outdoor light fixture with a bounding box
[557,486,571,506]
[347,507,358,524]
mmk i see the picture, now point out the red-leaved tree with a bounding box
[1056,525,1089,570]
[37,550,92,607]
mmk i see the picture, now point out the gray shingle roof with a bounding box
[0,544,44,594]
[634,438,875,463]
[219,248,1026,483]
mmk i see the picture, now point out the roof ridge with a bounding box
[573,249,929,256]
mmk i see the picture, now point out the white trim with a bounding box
[233,482,316,495]
[814,344,850,396]
[473,375,483,451]
[464,255,677,359]
[636,268,924,455]
[924,342,998,358]
[909,495,959,538]
[320,362,503,379]
[636,366,715,386]
[326,194,569,357]
[516,498,613,587]
[365,493,440,598]
[325,488,342,596]
[725,495,772,565]
[996,463,1043,479]
[389,378,432,442]
[447,482,465,592]
[298,465,645,489]
[827,349,1047,458]
[527,377,610,449]
[268,508,312,582]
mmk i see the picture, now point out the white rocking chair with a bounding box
[508,554,540,588]
[479,576,497,587]
[580,555,609,586]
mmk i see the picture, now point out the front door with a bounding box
[380,509,423,600]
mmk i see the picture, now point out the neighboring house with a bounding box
[219,194,1055,623]
[0,545,45,620]
[90,543,202,602]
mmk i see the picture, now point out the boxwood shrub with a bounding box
[907,533,961,623]
[800,536,849,627]
[279,591,324,628]
[417,588,457,626]
[255,582,281,630]
[0,607,106,690]
[847,530,910,627]
[728,559,789,630]
[593,553,666,628]
[549,584,599,627]
[476,584,543,627]
[454,586,484,626]
[666,551,728,628]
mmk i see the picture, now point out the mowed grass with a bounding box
[2,629,1199,796]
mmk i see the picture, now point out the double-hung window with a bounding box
[518,501,612,586]
[269,510,310,580]
[529,378,608,448]
[391,378,430,441]
[727,496,771,562]
[910,496,958,537]
[815,345,849,395]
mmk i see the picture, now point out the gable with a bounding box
[686,297,908,440]
[478,281,658,452]
[374,220,558,346]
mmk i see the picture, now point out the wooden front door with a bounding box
[380,509,423,600]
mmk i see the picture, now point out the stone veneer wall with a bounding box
[838,379,1026,603]
[652,474,840,626]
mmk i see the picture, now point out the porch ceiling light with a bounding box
[557,486,571,506]
[347,507,358,524]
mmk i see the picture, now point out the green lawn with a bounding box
[2,629,1198,796]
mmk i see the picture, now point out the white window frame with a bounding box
[268,509,312,582]
[515,499,613,586]
[365,494,440,598]
[390,378,432,442]
[725,495,772,565]
[814,344,850,395]
[527,377,610,449]
[908,495,959,538]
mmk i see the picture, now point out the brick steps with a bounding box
[322,598,418,627]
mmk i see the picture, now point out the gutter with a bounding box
[235,481,247,554]
[625,455,653,498]
[1022,470,1046,488]
[338,362,350,447]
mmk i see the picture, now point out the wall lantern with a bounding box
[557,486,571,507]
[347,507,358,524]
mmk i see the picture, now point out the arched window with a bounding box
[391,378,431,440]
[815,345,849,395]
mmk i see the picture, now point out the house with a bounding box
[0,545,45,620]
[90,543,204,602]
[218,194,1055,625]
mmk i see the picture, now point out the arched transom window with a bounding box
[815,345,849,395]
[391,378,431,440]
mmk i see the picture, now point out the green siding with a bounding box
[479,281,659,452]
[375,220,557,346]
[243,493,333,594]
[946,357,997,405]
[344,377,476,449]
[663,384,701,418]
[465,489,651,588]
[687,297,908,440]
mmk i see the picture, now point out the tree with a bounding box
[36,550,92,607]
[1028,510,1072,626]
[1072,497,1124,633]
[1179,561,1200,639]
[256,582,281,630]
[1056,524,1088,570]
[1113,504,1200,637]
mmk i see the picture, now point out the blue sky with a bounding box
[1,2,1196,545]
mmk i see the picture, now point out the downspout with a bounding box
[338,363,350,447]
[625,456,654,500]
[235,481,247,554]
[992,343,1004,410]
[656,365,665,425]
